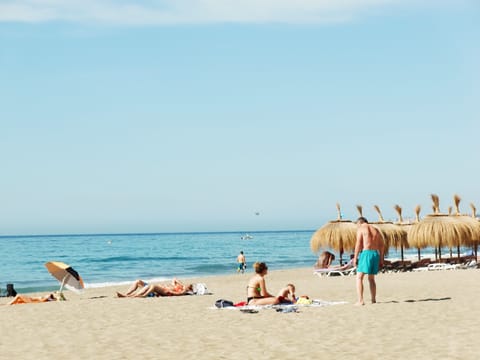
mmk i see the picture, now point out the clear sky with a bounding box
[1,0,479,235]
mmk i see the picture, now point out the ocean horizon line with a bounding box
[0,229,316,240]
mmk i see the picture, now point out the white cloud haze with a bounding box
[0,0,468,25]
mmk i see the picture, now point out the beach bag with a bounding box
[215,299,234,308]
[6,284,17,297]
[194,283,208,295]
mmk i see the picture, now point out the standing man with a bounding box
[237,251,247,274]
[354,217,384,305]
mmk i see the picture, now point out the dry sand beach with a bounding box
[1,267,479,360]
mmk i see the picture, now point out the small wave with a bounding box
[83,255,198,263]
[187,263,233,273]
[83,276,175,289]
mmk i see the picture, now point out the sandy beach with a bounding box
[1,267,479,359]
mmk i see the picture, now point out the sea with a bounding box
[0,230,471,294]
[0,230,316,294]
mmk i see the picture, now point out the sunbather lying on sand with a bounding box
[8,293,60,305]
[116,278,193,298]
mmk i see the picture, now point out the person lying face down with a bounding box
[116,278,194,298]
[8,292,61,305]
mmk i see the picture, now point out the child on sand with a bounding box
[277,283,296,304]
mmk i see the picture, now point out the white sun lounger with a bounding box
[314,266,356,277]
[413,263,462,271]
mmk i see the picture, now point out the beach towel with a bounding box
[211,299,347,311]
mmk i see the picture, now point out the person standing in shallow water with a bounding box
[354,217,384,306]
[237,251,247,273]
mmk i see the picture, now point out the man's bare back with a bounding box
[354,218,384,268]
[357,223,382,250]
[354,217,385,306]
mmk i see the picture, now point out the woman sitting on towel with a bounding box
[116,278,193,298]
[246,262,283,306]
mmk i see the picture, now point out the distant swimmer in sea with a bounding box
[116,278,193,298]
[237,251,247,274]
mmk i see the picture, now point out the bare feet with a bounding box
[354,301,365,306]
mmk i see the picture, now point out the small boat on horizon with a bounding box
[241,234,253,240]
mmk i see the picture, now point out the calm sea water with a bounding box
[0,230,470,294]
[0,231,317,293]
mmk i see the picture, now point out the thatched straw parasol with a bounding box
[449,195,480,257]
[408,194,473,261]
[409,205,423,260]
[310,203,357,265]
[392,205,412,262]
[368,205,405,259]
[355,204,387,253]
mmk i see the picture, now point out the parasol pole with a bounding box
[472,203,478,259]
[394,205,405,263]
[452,198,461,259]
[415,205,421,260]
[432,194,442,261]
[336,203,345,265]
[59,274,71,295]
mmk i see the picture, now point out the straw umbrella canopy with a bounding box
[405,205,423,261]
[354,205,388,254]
[392,205,412,262]
[449,195,480,257]
[408,194,473,260]
[369,205,406,259]
[310,203,357,265]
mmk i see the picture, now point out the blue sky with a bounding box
[1,0,479,235]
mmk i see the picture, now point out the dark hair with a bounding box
[357,217,368,224]
[254,262,268,274]
[240,251,244,254]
